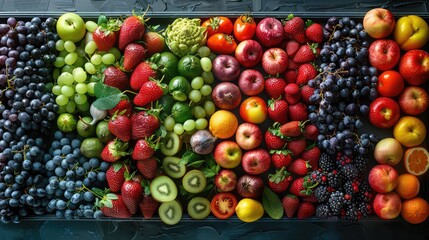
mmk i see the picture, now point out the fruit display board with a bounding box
[0,3,429,235]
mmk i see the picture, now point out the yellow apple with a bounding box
[393,116,426,147]
[394,15,429,50]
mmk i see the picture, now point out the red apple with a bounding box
[261,48,288,75]
[368,164,399,193]
[239,96,268,124]
[373,192,402,220]
[241,148,271,175]
[213,141,242,169]
[398,86,429,115]
[374,138,404,165]
[238,69,265,96]
[211,82,242,110]
[363,8,396,39]
[212,54,241,82]
[235,123,263,150]
[368,39,401,71]
[214,169,237,192]
[236,174,264,199]
[235,39,263,68]
[399,49,429,85]
[256,17,284,48]
[369,97,400,128]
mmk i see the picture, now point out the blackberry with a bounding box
[319,152,335,171]
[335,153,352,170]
[357,202,372,217]
[314,185,330,202]
[345,203,360,222]
[353,154,369,173]
[309,169,327,185]
[328,191,345,215]
[327,170,344,189]
[343,180,359,196]
[315,204,331,219]
[341,164,359,180]
[356,181,373,202]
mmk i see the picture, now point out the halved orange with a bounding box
[404,147,429,176]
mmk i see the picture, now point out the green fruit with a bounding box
[187,197,211,220]
[80,137,104,158]
[159,95,175,117]
[182,170,206,194]
[150,175,178,203]
[158,199,182,225]
[77,116,96,138]
[160,131,182,156]
[57,113,78,133]
[154,52,179,81]
[168,76,191,101]
[96,120,114,144]
[171,102,192,124]
[178,55,202,79]
[162,157,186,179]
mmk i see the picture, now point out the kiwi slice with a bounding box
[182,170,206,194]
[160,131,182,156]
[162,156,186,179]
[150,175,178,203]
[158,199,182,225]
[187,197,210,220]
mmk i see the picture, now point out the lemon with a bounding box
[235,198,264,223]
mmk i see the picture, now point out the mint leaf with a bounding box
[179,150,201,166]
[95,82,122,98]
[93,83,123,110]
[262,187,283,220]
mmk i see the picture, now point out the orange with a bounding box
[401,197,429,224]
[209,110,238,139]
[403,147,429,176]
[395,173,420,199]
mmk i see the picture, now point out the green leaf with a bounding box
[106,193,118,200]
[95,82,122,98]
[187,160,205,169]
[92,188,105,197]
[179,150,201,166]
[262,187,283,220]
[93,83,124,110]
[103,199,113,208]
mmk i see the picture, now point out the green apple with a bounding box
[57,13,86,42]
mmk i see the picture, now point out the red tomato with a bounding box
[202,16,233,37]
[233,15,257,42]
[239,96,268,124]
[377,70,405,97]
[210,192,237,219]
[207,33,237,54]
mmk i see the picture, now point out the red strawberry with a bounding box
[288,158,311,176]
[92,18,122,52]
[279,120,304,138]
[106,162,129,193]
[99,193,132,218]
[305,21,323,43]
[131,110,160,140]
[284,83,301,105]
[139,194,159,219]
[284,69,298,83]
[136,156,158,179]
[123,43,147,71]
[289,177,314,197]
[282,194,300,218]
[268,98,288,124]
[101,140,130,162]
[133,79,165,107]
[297,202,315,219]
[293,43,318,63]
[283,14,306,44]
[108,98,133,117]
[118,15,146,50]
[300,85,315,104]
[296,63,318,86]
[103,66,129,91]
[108,114,131,142]
[265,130,287,151]
[132,138,158,161]
[121,172,143,214]
[130,61,158,91]
[142,31,166,57]
[287,59,301,70]
[303,124,319,140]
[285,40,300,58]
[288,103,308,121]
[287,138,307,157]
[300,146,321,170]
[265,77,287,99]
[268,167,293,193]
[271,149,293,168]
[302,194,318,203]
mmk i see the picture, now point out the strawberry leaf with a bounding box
[112,162,123,172]
[98,15,108,25]
[103,199,113,208]
[93,188,105,197]
[106,193,118,200]
[262,187,283,220]
[93,83,123,110]
[305,19,314,28]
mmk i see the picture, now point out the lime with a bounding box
[77,117,96,138]
[96,120,115,144]
[178,55,202,79]
[80,137,104,158]
[57,113,78,133]
[171,102,193,124]
[155,52,179,81]
[169,76,191,102]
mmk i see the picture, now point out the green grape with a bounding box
[84,62,96,74]
[85,41,97,55]
[76,47,86,58]
[197,46,211,57]
[60,72,74,85]
[73,69,87,83]
[200,57,212,72]
[75,83,88,94]
[85,21,98,32]
[54,57,65,68]
[192,105,206,118]
[195,118,208,130]
[57,105,67,114]
[64,52,78,65]
[53,68,60,80]
[208,52,217,61]
[173,123,184,135]
[87,82,96,96]
[61,65,76,74]
[101,53,116,65]
[55,94,69,106]
[52,85,62,95]
[201,71,214,84]
[183,119,196,132]
[61,85,75,97]
[189,89,202,103]
[191,76,204,90]
[64,40,76,53]
[74,93,88,105]
[109,47,121,60]
[45,82,53,91]
[59,50,69,58]
[164,116,175,131]
[66,100,76,113]
[76,101,90,112]
[200,85,212,96]
[55,39,65,51]
[204,101,215,116]
[74,57,85,67]
[185,129,197,136]
[91,54,102,65]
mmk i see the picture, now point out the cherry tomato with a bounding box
[202,16,233,37]
[210,192,237,219]
[377,70,405,97]
[239,96,268,124]
[207,33,237,54]
[233,15,257,42]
